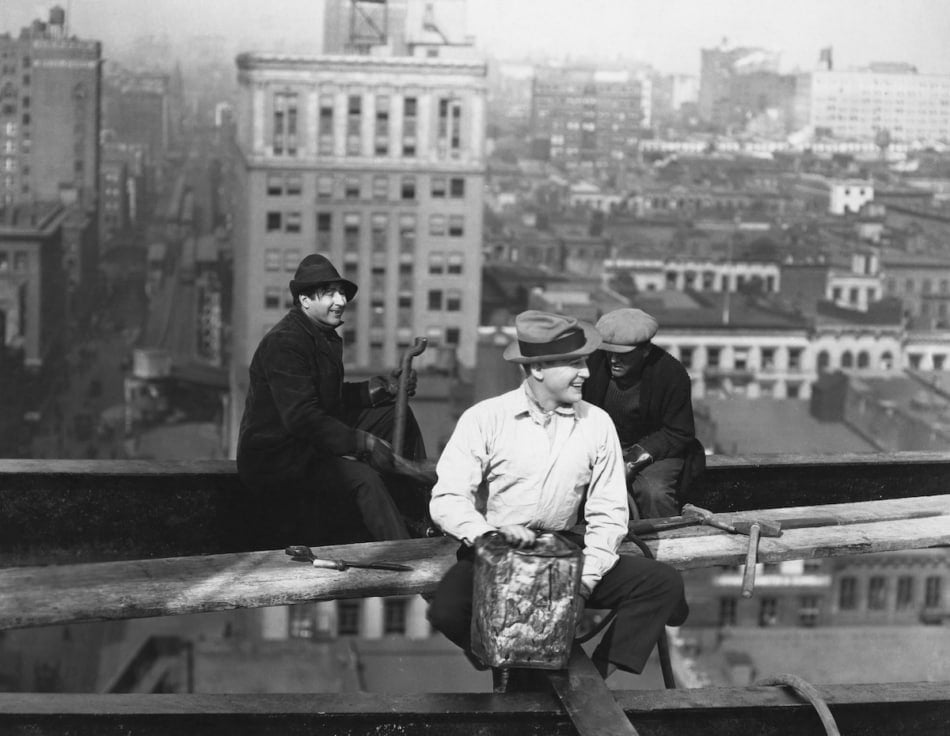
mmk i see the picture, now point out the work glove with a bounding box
[367,368,418,407]
[624,444,653,481]
[355,430,396,474]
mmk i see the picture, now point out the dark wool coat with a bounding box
[237,307,371,489]
[583,346,695,462]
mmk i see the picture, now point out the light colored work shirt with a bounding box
[430,382,630,594]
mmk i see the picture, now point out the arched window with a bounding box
[880,351,894,370]
[857,351,870,369]
[817,351,830,372]
[841,351,854,368]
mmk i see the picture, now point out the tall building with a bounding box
[0,7,101,290]
[795,64,950,144]
[530,66,649,174]
[698,44,785,131]
[231,52,487,433]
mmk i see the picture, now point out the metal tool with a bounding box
[285,546,413,572]
[627,503,734,537]
[733,519,783,597]
[392,336,427,456]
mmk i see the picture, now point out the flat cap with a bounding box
[595,308,659,353]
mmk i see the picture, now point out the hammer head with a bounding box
[733,519,782,537]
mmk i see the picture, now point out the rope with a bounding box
[575,535,677,689]
[755,674,841,736]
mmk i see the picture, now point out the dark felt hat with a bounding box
[503,310,602,364]
[289,254,357,301]
[595,308,659,353]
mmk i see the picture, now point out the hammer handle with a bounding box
[741,522,761,598]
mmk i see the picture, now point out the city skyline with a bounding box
[0,0,949,76]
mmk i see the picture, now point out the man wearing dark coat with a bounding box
[583,308,702,519]
[237,253,427,546]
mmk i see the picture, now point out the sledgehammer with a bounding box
[734,518,783,598]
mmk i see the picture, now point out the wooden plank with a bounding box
[2,497,948,630]
[546,643,640,735]
[0,682,948,736]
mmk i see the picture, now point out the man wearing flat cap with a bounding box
[237,253,428,546]
[583,307,702,519]
[428,310,688,681]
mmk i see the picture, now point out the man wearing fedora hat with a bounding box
[583,308,703,520]
[427,310,688,681]
[237,253,428,546]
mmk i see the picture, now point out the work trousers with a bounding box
[630,456,684,519]
[427,544,689,676]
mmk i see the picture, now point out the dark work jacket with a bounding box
[237,307,370,488]
[583,346,695,462]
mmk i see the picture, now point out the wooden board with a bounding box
[0,682,948,736]
[2,495,948,630]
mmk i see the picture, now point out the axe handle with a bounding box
[393,337,427,456]
[741,522,761,598]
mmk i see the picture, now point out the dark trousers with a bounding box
[630,456,684,520]
[427,544,689,675]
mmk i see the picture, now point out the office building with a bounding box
[231,52,487,434]
[795,64,950,144]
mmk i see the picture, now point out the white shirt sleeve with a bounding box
[429,406,496,545]
[578,415,630,594]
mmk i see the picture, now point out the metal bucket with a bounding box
[470,532,583,670]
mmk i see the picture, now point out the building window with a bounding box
[798,595,819,627]
[265,286,282,309]
[264,249,281,271]
[337,600,360,635]
[448,215,464,237]
[429,214,446,236]
[402,96,417,156]
[285,211,301,233]
[447,252,463,275]
[679,346,694,369]
[375,94,390,155]
[266,211,282,232]
[437,97,462,157]
[934,354,947,371]
[401,176,416,200]
[266,173,283,196]
[896,576,915,610]
[450,177,465,198]
[786,382,801,399]
[286,174,302,196]
[344,213,361,251]
[284,249,301,272]
[346,94,362,155]
[758,597,778,627]
[431,176,447,198]
[288,605,315,639]
[399,214,416,254]
[446,327,460,345]
[428,252,444,275]
[839,576,857,610]
[344,176,361,199]
[383,598,408,635]
[373,175,389,201]
[788,348,803,371]
[446,290,461,311]
[370,297,385,327]
[318,94,334,155]
[868,576,887,610]
[272,91,298,156]
[925,576,942,608]
[317,212,332,250]
[371,212,388,252]
[761,347,775,369]
[428,290,443,310]
[706,347,721,368]
[719,597,737,626]
[317,175,334,199]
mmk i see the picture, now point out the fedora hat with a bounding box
[595,308,658,353]
[503,310,602,364]
[289,254,358,301]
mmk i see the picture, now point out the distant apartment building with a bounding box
[788,175,875,216]
[881,251,950,325]
[795,64,950,144]
[0,8,101,212]
[605,256,781,295]
[530,66,648,173]
[698,45,793,132]
[0,202,68,367]
[231,52,487,424]
[103,67,174,162]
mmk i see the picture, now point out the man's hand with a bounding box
[497,524,537,548]
[624,443,653,480]
[356,431,396,474]
[390,366,418,397]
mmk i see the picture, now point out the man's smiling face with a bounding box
[301,282,348,328]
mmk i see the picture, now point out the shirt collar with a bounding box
[513,381,576,426]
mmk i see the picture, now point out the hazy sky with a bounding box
[2,0,950,75]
